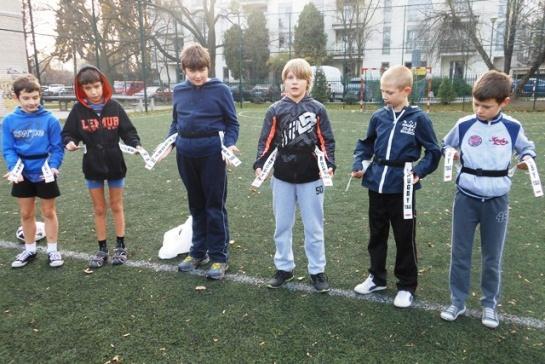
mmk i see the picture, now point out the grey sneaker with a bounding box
[47,251,64,268]
[267,270,294,288]
[482,307,499,329]
[112,248,128,265]
[206,262,228,280]
[310,273,330,293]
[440,305,466,321]
[11,250,37,268]
[178,254,210,272]
[88,250,108,268]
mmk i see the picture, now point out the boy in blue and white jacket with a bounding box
[351,65,441,308]
[440,70,536,329]
[2,75,64,268]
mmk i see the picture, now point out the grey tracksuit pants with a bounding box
[271,177,326,275]
[449,190,509,309]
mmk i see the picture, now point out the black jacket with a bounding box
[254,96,335,183]
[61,66,141,180]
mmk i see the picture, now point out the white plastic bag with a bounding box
[16,221,46,242]
[158,216,193,259]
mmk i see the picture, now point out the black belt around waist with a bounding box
[179,131,219,138]
[20,153,48,160]
[374,157,407,167]
[461,166,509,177]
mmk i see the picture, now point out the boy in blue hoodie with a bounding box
[351,65,441,308]
[157,43,239,280]
[2,74,64,268]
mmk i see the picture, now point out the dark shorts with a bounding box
[11,179,60,199]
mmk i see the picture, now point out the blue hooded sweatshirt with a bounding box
[2,105,64,182]
[167,78,239,157]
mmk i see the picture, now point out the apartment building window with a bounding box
[407,0,432,19]
[382,26,391,55]
[449,60,465,79]
[383,0,392,23]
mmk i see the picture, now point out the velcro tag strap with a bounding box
[443,147,456,182]
[42,160,55,183]
[314,146,333,187]
[146,133,178,170]
[525,158,544,197]
[403,162,413,219]
[119,143,137,154]
[251,147,278,188]
[219,131,241,167]
[8,159,24,183]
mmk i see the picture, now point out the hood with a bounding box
[173,78,223,92]
[13,105,51,118]
[74,65,113,107]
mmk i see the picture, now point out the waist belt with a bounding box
[375,157,407,167]
[20,153,48,160]
[179,131,220,138]
[461,166,509,177]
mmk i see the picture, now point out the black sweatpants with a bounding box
[367,190,417,293]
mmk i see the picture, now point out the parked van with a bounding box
[311,66,344,102]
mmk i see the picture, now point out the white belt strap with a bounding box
[443,147,456,182]
[219,131,241,167]
[314,146,333,187]
[8,158,24,183]
[525,158,543,197]
[41,159,55,183]
[403,162,414,219]
[251,147,278,188]
[146,133,178,170]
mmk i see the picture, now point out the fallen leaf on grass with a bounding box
[195,286,207,291]
[229,240,235,245]
[297,276,305,281]
[84,268,93,274]
[123,333,130,337]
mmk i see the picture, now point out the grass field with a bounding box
[1,106,544,363]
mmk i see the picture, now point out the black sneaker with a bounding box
[267,270,294,288]
[310,272,330,293]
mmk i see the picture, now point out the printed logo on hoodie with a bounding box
[281,111,317,147]
[13,129,45,138]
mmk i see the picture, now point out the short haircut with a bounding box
[78,68,102,85]
[12,74,40,97]
[180,42,210,71]
[381,65,413,89]
[282,58,313,90]
[473,70,511,103]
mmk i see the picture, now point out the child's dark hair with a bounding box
[473,70,512,103]
[180,42,210,71]
[78,68,102,85]
[12,74,40,97]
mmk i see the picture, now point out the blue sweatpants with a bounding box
[271,177,326,275]
[176,151,229,263]
[449,191,509,309]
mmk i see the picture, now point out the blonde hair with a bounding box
[282,58,313,90]
[381,65,413,89]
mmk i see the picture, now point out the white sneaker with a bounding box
[393,290,413,308]
[47,251,64,268]
[482,307,499,329]
[440,305,466,321]
[354,275,386,295]
[11,250,37,268]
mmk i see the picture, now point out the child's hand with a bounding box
[351,170,364,179]
[51,168,60,177]
[227,145,240,154]
[516,156,532,170]
[328,167,334,177]
[413,174,420,184]
[65,141,79,151]
[255,168,262,177]
[3,171,24,184]
[452,151,460,160]
[155,145,174,163]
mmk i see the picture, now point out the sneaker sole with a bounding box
[354,285,386,295]
[206,264,229,280]
[440,307,466,322]
[178,257,210,272]
[482,318,499,329]
[266,276,294,289]
[49,260,64,268]
[315,287,331,293]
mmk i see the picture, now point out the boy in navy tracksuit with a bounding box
[440,70,536,329]
[159,43,239,280]
[2,75,64,268]
[62,66,144,268]
[253,58,335,292]
[351,65,441,307]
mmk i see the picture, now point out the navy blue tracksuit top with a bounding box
[352,105,441,194]
[167,78,239,157]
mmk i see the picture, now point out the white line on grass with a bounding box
[2,240,543,330]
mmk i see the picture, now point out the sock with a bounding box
[47,242,58,253]
[116,236,125,249]
[98,240,108,252]
[25,242,37,253]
